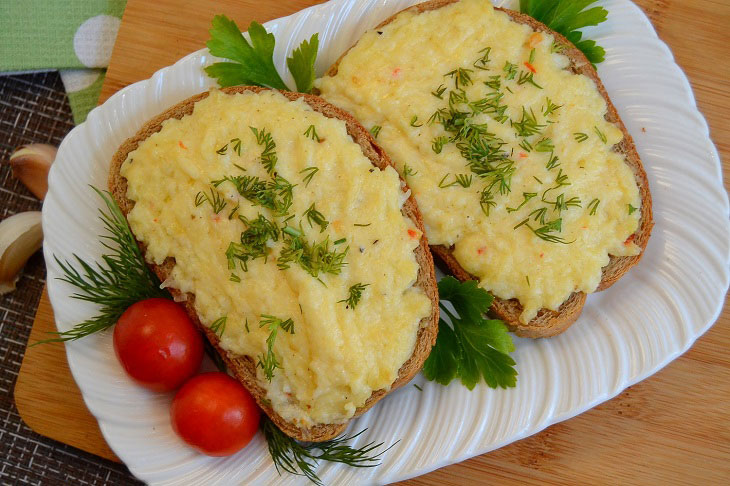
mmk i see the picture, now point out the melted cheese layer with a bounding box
[316,0,641,323]
[121,89,432,426]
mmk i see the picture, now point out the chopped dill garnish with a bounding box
[438,173,473,188]
[507,192,537,213]
[257,314,295,381]
[195,186,227,214]
[432,136,450,154]
[304,124,320,142]
[514,217,575,244]
[594,125,607,143]
[628,204,638,215]
[303,203,328,233]
[474,47,492,70]
[431,84,447,99]
[403,164,418,178]
[210,316,227,337]
[250,126,278,174]
[278,231,348,280]
[574,132,589,143]
[543,97,562,116]
[409,115,423,127]
[512,107,545,137]
[370,125,382,138]
[534,138,555,153]
[517,70,542,89]
[588,198,600,215]
[339,283,369,309]
[503,61,518,80]
[226,214,280,272]
[444,67,474,88]
[300,166,318,187]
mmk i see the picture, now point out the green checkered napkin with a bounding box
[0,1,127,124]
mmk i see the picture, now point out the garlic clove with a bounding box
[0,211,43,295]
[9,143,57,200]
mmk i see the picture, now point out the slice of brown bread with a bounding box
[108,86,440,441]
[323,0,653,339]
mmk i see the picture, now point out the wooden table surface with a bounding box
[15,0,730,484]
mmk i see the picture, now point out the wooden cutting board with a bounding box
[15,0,730,483]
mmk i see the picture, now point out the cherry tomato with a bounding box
[113,298,203,392]
[171,372,261,456]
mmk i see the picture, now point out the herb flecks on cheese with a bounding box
[120,89,431,426]
[316,0,641,323]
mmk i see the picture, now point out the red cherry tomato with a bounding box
[113,298,203,392]
[171,372,261,456]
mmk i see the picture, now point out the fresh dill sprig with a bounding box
[339,283,369,309]
[369,125,381,138]
[250,126,278,174]
[257,314,295,381]
[303,203,328,233]
[36,187,167,345]
[262,416,394,486]
[195,186,227,213]
[304,125,321,142]
[300,166,319,187]
[210,316,227,337]
[409,115,423,127]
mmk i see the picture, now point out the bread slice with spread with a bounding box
[316,0,652,338]
[109,86,439,441]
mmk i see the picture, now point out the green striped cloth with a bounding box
[0,1,127,124]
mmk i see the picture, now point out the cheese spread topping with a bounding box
[316,0,641,323]
[121,89,432,426]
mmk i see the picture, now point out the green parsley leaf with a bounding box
[205,16,289,90]
[520,0,608,65]
[287,33,319,93]
[423,277,517,389]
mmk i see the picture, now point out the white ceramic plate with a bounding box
[43,0,729,484]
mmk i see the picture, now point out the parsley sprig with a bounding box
[423,277,517,389]
[520,0,609,65]
[205,15,319,93]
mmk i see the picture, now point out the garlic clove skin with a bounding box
[0,212,43,295]
[9,144,57,200]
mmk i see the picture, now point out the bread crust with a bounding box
[323,0,653,338]
[108,86,440,441]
